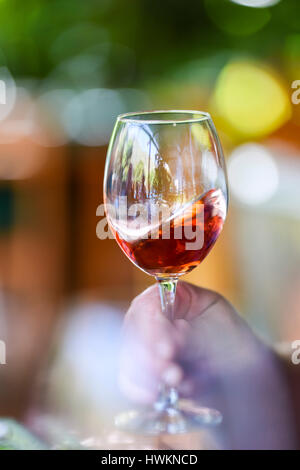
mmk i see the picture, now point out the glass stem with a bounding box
[157,278,177,321]
[155,278,179,411]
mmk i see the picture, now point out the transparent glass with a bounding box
[104,110,228,434]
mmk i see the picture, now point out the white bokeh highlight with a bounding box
[228,143,279,205]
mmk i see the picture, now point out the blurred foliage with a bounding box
[0,418,88,450]
[0,0,299,87]
[0,419,46,450]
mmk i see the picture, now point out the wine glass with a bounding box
[103,110,228,434]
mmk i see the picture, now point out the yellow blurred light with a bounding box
[191,122,211,150]
[213,61,291,138]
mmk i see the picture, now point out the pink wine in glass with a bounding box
[110,188,226,277]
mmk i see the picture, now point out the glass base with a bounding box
[115,399,222,435]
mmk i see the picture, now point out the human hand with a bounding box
[119,282,296,449]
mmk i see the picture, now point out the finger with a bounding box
[124,285,180,358]
[125,281,224,325]
[176,281,222,321]
[119,363,185,405]
[122,282,223,375]
[119,354,183,403]
[120,338,174,385]
[173,318,192,349]
[119,368,157,404]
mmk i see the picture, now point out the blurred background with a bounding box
[0,0,300,448]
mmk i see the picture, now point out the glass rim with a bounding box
[117,110,211,125]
